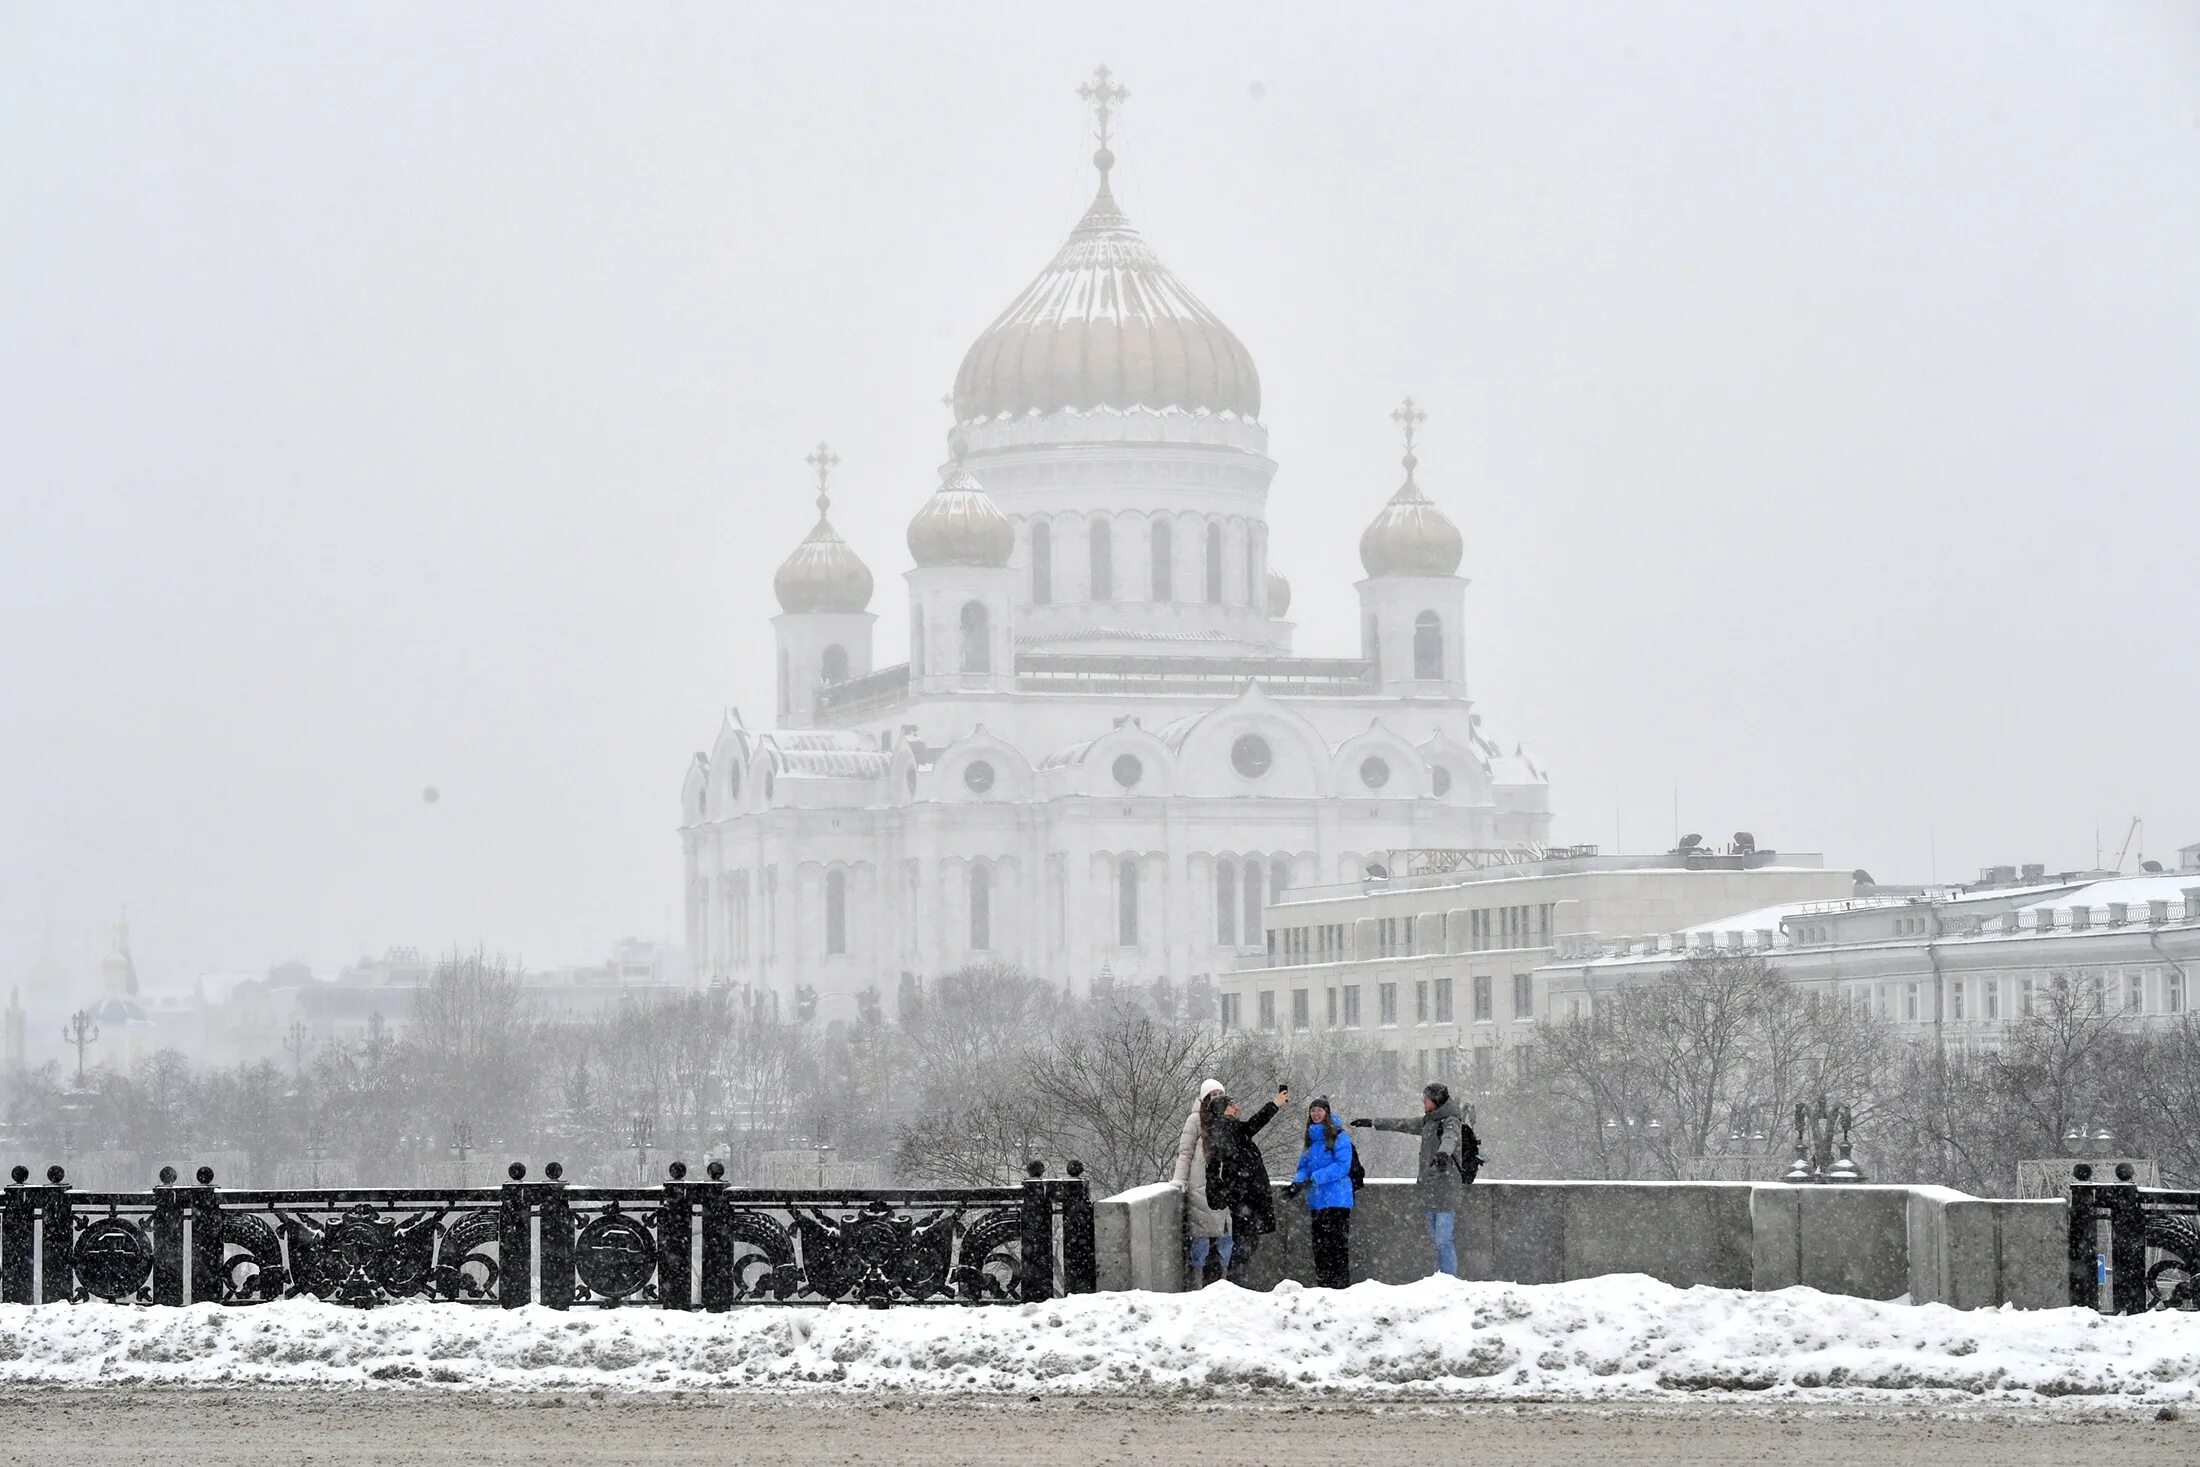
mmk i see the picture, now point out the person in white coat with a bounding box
[1170,1078,1232,1284]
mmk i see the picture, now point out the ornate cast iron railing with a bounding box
[2068,1164,2200,1313]
[0,1159,1096,1310]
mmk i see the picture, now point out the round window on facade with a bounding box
[1360,756,1391,790]
[1431,766,1452,797]
[1112,753,1143,789]
[1230,734,1273,780]
[963,760,996,794]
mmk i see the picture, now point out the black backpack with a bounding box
[1457,1124,1484,1184]
[1348,1147,1366,1191]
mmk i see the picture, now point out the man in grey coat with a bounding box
[1352,1082,1474,1277]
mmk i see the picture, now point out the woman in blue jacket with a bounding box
[1283,1096,1355,1288]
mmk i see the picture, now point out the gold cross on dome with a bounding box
[805,441,839,513]
[1078,65,1130,149]
[1391,397,1427,455]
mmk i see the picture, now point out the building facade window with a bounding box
[1413,611,1443,680]
[1242,859,1263,944]
[1434,977,1455,1024]
[1415,979,1430,1025]
[1379,981,1398,1026]
[1089,519,1114,599]
[1150,519,1173,601]
[1984,979,2000,1020]
[969,861,991,952]
[1512,972,1533,1020]
[825,868,847,956]
[1205,521,1223,604]
[959,601,990,674]
[1031,520,1051,605]
[1219,993,1241,1032]
[1904,983,1920,1022]
[820,644,848,684]
[1292,988,1310,1030]
[1117,857,1139,946]
[1325,987,1338,1026]
[1951,981,1966,1021]
[1258,990,1277,1030]
[2170,972,2188,1015]
[1473,975,1494,1022]
[1342,984,1361,1028]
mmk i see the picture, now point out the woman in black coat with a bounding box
[1204,1085,1288,1285]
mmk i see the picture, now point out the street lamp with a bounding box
[812,1142,836,1189]
[629,1114,653,1183]
[1603,1114,1661,1177]
[446,1120,473,1165]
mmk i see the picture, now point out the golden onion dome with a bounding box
[773,444,874,613]
[952,148,1259,423]
[908,462,1015,568]
[1359,401,1464,578]
[1266,568,1292,618]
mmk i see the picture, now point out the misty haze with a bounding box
[2,5,2198,1460]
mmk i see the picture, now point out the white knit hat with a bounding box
[1198,1078,1225,1098]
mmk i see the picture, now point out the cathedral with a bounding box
[680,71,1552,1022]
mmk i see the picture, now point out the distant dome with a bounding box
[908,464,1014,567]
[952,158,1260,423]
[1266,568,1292,618]
[1358,448,1463,578]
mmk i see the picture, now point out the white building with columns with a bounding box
[679,74,1553,1023]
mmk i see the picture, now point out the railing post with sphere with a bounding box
[2107,1168,2147,1316]
[38,1166,74,1303]
[537,1162,574,1311]
[1018,1160,1052,1303]
[151,1166,187,1306]
[0,1166,33,1304]
[657,1161,695,1310]
[698,1160,733,1312]
[1058,1160,1096,1295]
[498,1163,533,1308]
[186,1167,224,1304]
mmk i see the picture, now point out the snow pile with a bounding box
[1,1276,2195,1401]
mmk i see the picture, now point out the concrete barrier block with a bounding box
[1991,1199,2070,1310]
[1796,1185,1912,1299]
[1751,1186,1803,1291]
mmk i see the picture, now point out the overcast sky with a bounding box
[3,2,2195,988]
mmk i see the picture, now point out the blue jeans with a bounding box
[1188,1234,1234,1273]
[1426,1210,1458,1277]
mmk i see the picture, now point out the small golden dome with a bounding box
[1359,400,1463,577]
[1266,568,1292,618]
[774,516,874,613]
[773,442,874,613]
[907,464,1014,568]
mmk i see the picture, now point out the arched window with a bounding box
[825,868,847,956]
[1270,856,1290,905]
[1089,519,1114,600]
[820,644,848,685]
[1205,522,1224,604]
[1414,611,1443,681]
[1031,520,1052,605]
[1117,857,1139,947]
[1242,858,1263,949]
[1215,857,1238,945]
[1245,525,1261,607]
[959,600,990,674]
[1150,519,1173,602]
[970,861,992,952]
[1363,613,1381,677]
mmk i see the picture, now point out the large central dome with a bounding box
[953,159,1261,424]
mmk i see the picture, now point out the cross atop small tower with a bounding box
[805,440,840,515]
[1078,65,1130,173]
[1391,396,1427,479]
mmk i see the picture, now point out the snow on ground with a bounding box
[0,1276,2195,1402]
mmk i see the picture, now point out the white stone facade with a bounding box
[678,102,1552,1021]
